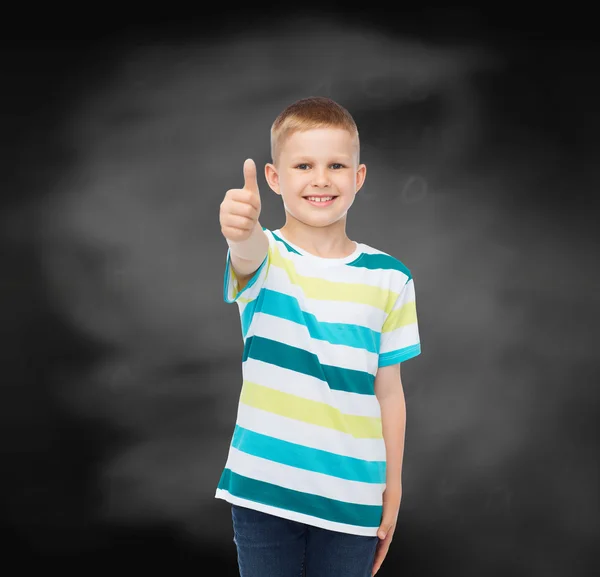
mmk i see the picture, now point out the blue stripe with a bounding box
[347,252,412,278]
[379,343,421,367]
[218,469,382,527]
[232,425,385,483]
[256,289,380,353]
[270,231,302,255]
[243,336,375,395]
[240,299,258,337]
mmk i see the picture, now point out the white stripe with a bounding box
[236,404,387,461]
[391,278,415,311]
[225,447,383,506]
[269,230,408,286]
[266,266,387,330]
[359,244,386,255]
[215,491,379,536]
[380,323,420,355]
[271,244,409,288]
[243,359,381,418]
[250,313,379,374]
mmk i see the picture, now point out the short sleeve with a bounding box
[378,275,421,367]
[223,229,272,304]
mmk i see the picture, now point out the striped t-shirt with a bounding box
[215,227,421,536]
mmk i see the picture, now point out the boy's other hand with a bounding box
[220,158,262,243]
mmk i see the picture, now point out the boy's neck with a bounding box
[279,218,356,259]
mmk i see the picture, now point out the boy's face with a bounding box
[265,127,366,229]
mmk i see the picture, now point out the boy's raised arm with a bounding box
[219,158,269,288]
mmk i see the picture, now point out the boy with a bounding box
[216,97,421,577]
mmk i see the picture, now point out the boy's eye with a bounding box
[295,163,345,170]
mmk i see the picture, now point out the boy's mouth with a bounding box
[303,195,337,207]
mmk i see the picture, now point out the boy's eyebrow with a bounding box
[291,155,352,161]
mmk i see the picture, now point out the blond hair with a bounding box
[270,96,360,166]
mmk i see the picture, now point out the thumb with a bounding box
[243,158,259,196]
[378,522,393,540]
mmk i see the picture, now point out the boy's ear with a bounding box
[355,163,367,193]
[265,163,281,195]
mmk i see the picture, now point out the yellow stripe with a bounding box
[382,301,417,333]
[240,381,382,439]
[271,248,397,312]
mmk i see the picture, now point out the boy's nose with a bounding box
[311,171,330,188]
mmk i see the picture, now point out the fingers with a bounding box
[221,224,254,243]
[372,540,390,576]
[220,212,256,231]
[220,195,259,241]
[372,523,394,576]
[243,158,259,196]
[226,188,261,211]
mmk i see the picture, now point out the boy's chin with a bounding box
[286,213,348,229]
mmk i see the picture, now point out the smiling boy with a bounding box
[216,96,421,577]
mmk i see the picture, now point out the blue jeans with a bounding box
[231,504,379,577]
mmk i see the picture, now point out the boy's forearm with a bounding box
[380,391,406,493]
[227,222,269,276]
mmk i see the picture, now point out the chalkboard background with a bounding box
[1,5,598,576]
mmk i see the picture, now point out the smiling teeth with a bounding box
[307,196,334,202]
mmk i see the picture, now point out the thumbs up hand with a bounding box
[220,158,262,243]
